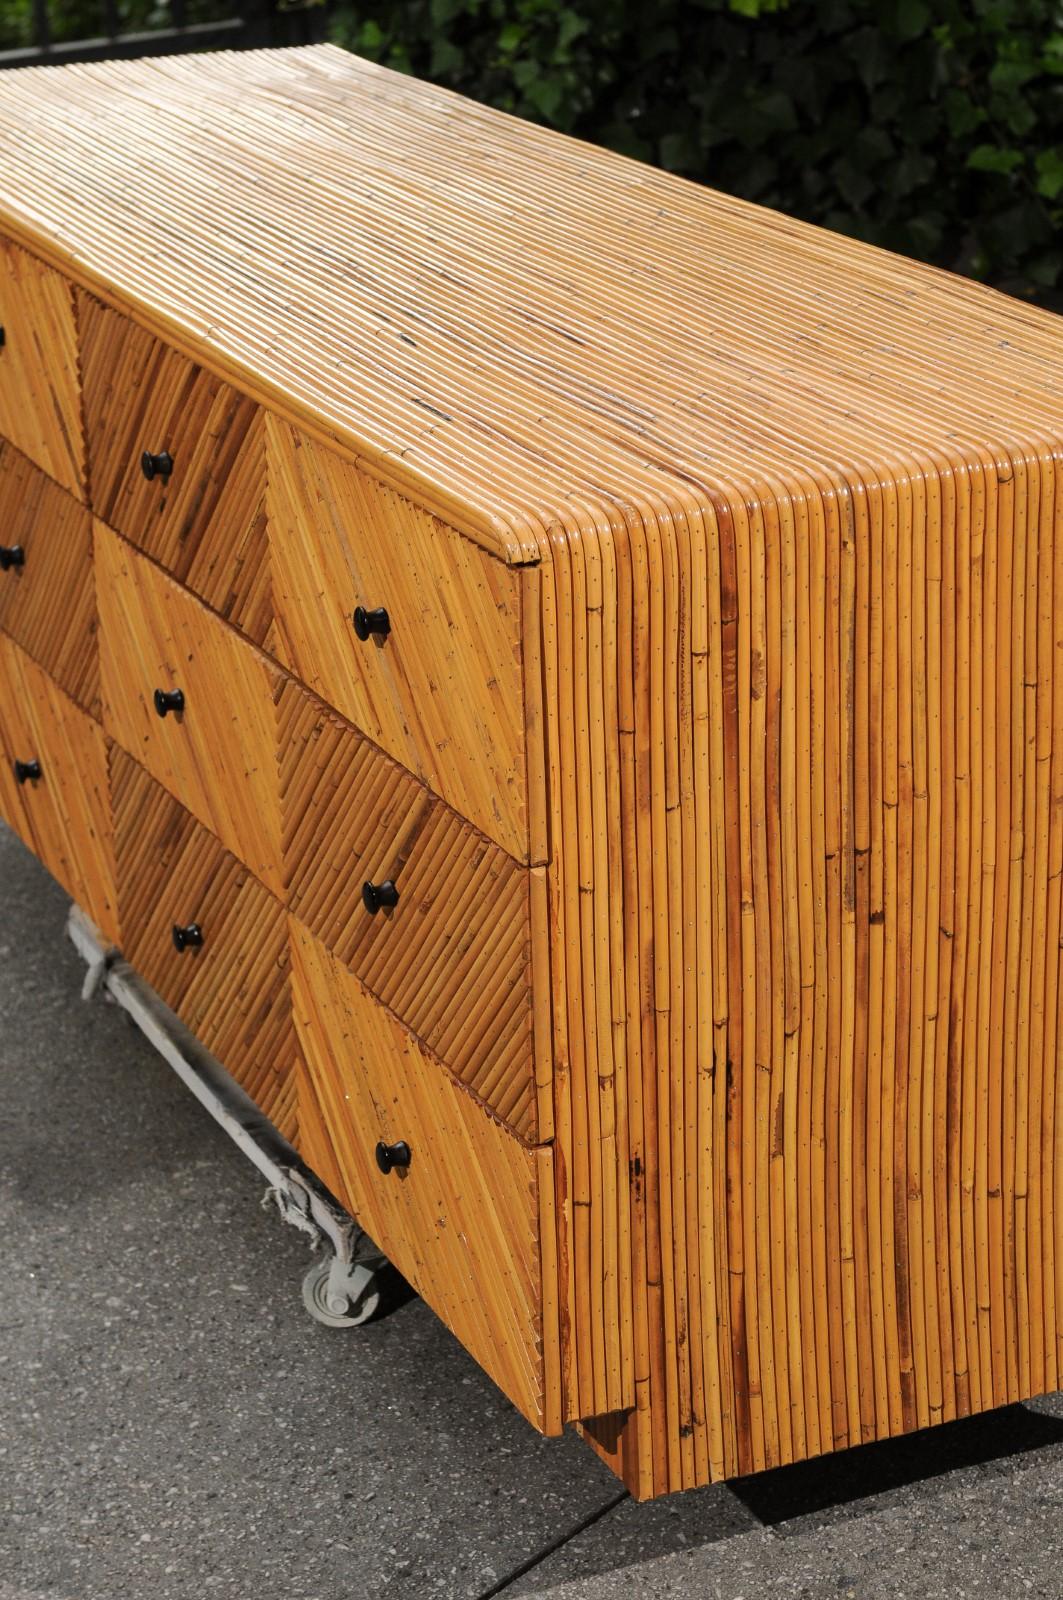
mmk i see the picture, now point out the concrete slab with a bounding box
[513,1395,1063,1595]
[521,1415,1063,1597]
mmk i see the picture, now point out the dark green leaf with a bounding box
[967,143,1024,174]
[429,35,464,74]
[1035,147,1063,199]
[895,0,931,43]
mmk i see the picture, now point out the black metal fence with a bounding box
[0,0,325,69]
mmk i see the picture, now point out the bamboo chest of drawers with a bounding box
[1,45,1062,1500]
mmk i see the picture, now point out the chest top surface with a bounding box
[0,44,1058,561]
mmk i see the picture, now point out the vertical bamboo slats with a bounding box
[0,46,1061,1497]
[569,440,1063,1495]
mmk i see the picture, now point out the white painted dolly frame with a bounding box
[66,903,394,1329]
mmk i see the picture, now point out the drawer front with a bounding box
[0,634,117,943]
[0,438,98,716]
[111,747,296,1139]
[79,293,272,645]
[0,238,84,500]
[94,520,284,897]
[279,676,538,1139]
[267,418,529,861]
[289,919,557,1432]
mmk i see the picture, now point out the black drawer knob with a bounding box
[0,325,5,349]
[0,544,24,571]
[171,922,203,953]
[353,605,391,642]
[141,449,174,482]
[362,878,399,915]
[13,758,40,785]
[375,1140,411,1175]
[154,687,185,718]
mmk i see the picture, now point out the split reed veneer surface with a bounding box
[110,746,297,1140]
[94,519,286,898]
[277,674,539,1140]
[290,920,558,1433]
[0,45,1061,1498]
[0,234,83,499]
[0,633,116,944]
[267,416,530,859]
[80,293,273,647]
[0,438,97,715]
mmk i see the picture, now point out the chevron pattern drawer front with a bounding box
[80,294,273,646]
[277,676,539,1139]
[110,746,297,1138]
[289,919,553,1431]
[95,521,286,897]
[266,417,531,859]
[0,633,117,944]
[0,440,97,715]
[0,235,83,499]
[0,46,1061,1498]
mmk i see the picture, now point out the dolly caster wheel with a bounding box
[301,1255,382,1328]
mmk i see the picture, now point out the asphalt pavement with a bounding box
[2,821,1062,1600]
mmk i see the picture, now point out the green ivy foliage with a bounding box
[330,0,1063,298]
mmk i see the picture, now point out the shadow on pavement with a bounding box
[508,1400,1063,1594]
[732,1402,1063,1534]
